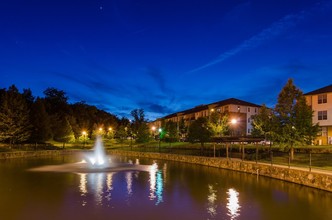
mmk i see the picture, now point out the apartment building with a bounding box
[305,84,332,145]
[151,98,261,137]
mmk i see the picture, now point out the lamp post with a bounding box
[108,127,113,139]
[227,118,238,159]
[82,131,87,148]
[151,126,156,140]
[230,118,237,137]
[158,128,162,152]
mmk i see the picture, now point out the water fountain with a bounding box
[30,136,152,173]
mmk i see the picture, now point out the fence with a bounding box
[118,143,332,172]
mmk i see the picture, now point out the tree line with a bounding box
[0,85,151,147]
[0,79,320,156]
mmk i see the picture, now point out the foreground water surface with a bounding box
[0,154,331,220]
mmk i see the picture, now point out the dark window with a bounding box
[318,94,327,104]
[318,111,327,120]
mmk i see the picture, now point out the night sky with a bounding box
[1,0,332,120]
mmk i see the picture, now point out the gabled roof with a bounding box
[161,97,261,119]
[304,84,332,95]
[211,98,261,108]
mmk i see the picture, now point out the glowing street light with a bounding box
[230,118,238,137]
[82,131,87,148]
[158,128,163,151]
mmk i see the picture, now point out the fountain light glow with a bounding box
[29,136,153,173]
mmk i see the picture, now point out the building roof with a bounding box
[161,97,261,119]
[211,98,261,108]
[304,84,332,95]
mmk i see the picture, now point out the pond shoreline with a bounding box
[1,149,331,193]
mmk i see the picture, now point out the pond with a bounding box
[0,154,331,220]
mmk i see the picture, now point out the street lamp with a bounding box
[82,131,87,148]
[108,127,113,139]
[158,128,162,151]
[151,126,156,139]
[230,118,237,136]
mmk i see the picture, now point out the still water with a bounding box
[0,155,331,220]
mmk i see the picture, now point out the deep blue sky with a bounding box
[1,0,332,120]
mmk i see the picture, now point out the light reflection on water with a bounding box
[227,188,241,219]
[207,184,218,218]
[78,159,165,207]
[1,156,332,219]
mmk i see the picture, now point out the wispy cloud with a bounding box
[187,1,331,74]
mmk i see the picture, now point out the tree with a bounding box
[115,125,128,143]
[53,117,75,145]
[188,117,212,148]
[164,121,179,144]
[209,112,229,137]
[178,118,187,140]
[29,98,52,143]
[131,109,150,143]
[274,79,318,159]
[251,104,274,139]
[0,85,32,146]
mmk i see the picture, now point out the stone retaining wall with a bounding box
[109,150,332,193]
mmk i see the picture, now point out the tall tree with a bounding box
[131,109,150,143]
[209,112,229,137]
[0,85,31,146]
[251,104,274,139]
[53,117,75,145]
[29,98,52,143]
[188,117,212,148]
[178,118,187,140]
[274,79,318,159]
[164,121,179,144]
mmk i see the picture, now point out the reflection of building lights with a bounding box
[106,173,114,202]
[227,188,241,219]
[207,185,217,217]
[148,162,164,205]
[163,163,167,183]
[155,171,163,205]
[149,163,157,201]
[126,172,133,197]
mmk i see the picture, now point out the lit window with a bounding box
[318,94,327,104]
[318,111,327,120]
